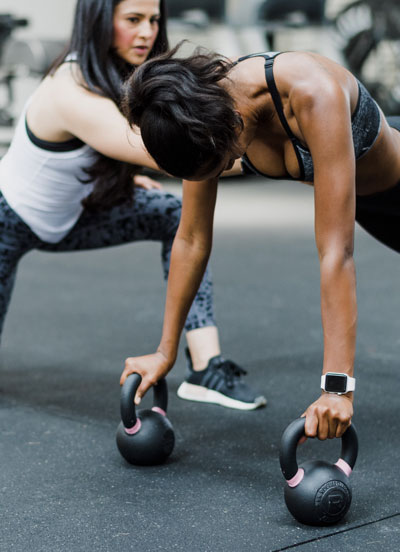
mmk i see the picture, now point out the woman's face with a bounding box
[113,0,161,65]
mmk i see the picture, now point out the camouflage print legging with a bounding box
[0,187,215,338]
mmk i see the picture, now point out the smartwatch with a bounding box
[321,372,356,395]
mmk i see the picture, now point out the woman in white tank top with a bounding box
[0,0,266,411]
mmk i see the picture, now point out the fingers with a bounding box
[303,395,353,440]
[133,175,163,190]
[134,375,157,405]
[304,411,318,439]
[335,420,351,438]
[120,367,155,404]
[150,179,163,190]
[120,352,171,406]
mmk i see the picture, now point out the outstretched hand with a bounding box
[120,351,171,405]
[133,174,163,190]
[302,393,353,440]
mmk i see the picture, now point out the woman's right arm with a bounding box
[52,71,160,169]
[120,177,219,402]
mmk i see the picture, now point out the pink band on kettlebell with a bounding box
[287,468,305,488]
[335,458,352,477]
[124,418,142,435]
[151,407,166,417]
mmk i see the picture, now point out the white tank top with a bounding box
[0,100,96,243]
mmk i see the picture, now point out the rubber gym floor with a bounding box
[0,177,399,551]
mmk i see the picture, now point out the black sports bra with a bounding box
[237,52,382,182]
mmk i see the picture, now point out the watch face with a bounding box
[325,374,347,393]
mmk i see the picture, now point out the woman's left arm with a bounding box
[292,77,357,440]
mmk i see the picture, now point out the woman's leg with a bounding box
[0,193,38,339]
[355,116,400,253]
[356,183,400,253]
[186,326,221,370]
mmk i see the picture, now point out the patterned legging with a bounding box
[0,187,215,338]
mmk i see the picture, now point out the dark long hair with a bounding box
[50,0,169,211]
[122,44,242,180]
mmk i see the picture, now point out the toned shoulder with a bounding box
[275,52,351,98]
[229,52,338,99]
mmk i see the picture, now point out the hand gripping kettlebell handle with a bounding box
[279,417,358,481]
[120,373,169,429]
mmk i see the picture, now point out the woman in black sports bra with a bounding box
[119,45,400,440]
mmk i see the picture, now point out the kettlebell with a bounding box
[279,417,358,526]
[116,373,175,466]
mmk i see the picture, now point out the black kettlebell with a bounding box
[280,417,358,526]
[116,373,175,466]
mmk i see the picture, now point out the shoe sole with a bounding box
[176,382,267,411]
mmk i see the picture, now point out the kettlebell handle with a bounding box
[120,373,169,429]
[280,417,358,481]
